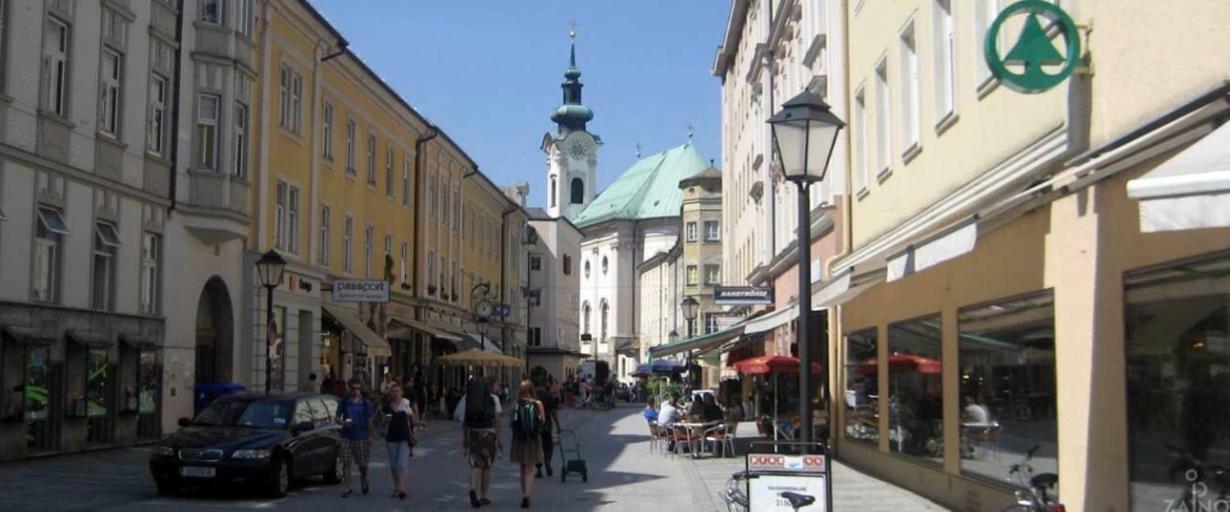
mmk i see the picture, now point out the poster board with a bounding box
[746,451,829,511]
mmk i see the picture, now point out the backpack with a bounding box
[464,377,495,429]
[512,399,541,440]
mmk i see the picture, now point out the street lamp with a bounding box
[476,318,489,352]
[768,90,844,471]
[255,250,287,395]
[680,296,700,389]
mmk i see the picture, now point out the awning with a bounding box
[886,216,978,282]
[0,325,54,345]
[119,334,161,350]
[461,333,504,355]
[648,325,744,358]
[322,304,391,357]
[66,330,113,348]
[389,316,461,343]
[743,306,798,335]
[1127,121,1230,233]
[812,267,886,310]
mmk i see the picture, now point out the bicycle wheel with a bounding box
[1000,505,1033,512]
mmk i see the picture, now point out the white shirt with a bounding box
[964,403,992,424]
[658,402,681,426]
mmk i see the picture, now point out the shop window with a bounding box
[24,344,53,450]
[1125,251,1230,511]
[958,292,1057,486]
[844,328,879,444]
[886,315,943,464]
[84,347,112,444]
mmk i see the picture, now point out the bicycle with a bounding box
[1002,445,1064,512]
[722,470,748,512]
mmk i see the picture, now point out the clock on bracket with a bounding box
[567,140,588,160]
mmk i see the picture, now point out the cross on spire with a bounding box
[687,123,695,142]
[635,143,642,158]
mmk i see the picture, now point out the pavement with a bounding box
[0,403,949,511]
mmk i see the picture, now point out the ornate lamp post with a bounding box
[767,90,844,495]
[255,250,287,395]
[680,296,700,389]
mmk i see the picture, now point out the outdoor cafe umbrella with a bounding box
[857,353,942,374]
[630,363,653,378]
[436,349,523,368]
[650,358,686,375]
[733,355,823,442]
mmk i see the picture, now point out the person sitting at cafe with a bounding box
[701,394,724,423]
[686,398,705,422]
[658,394,683,451]
[643,397,659,424]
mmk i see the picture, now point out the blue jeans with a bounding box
[386,440,410,474]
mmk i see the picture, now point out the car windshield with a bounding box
[193,399,293,429]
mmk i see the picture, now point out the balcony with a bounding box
[181,170,250,245]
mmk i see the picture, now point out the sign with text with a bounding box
[332,280,390,303]
[746,451,829,512]
[714,286,774,305]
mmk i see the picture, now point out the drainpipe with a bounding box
[167,0,185,214]
[764,0,777,275]
[411,126,437,370]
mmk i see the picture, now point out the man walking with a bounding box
[534,379,561,478]
[461,369,502,508]
[337,379,375,497]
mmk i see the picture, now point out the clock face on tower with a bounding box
[567,140,588,160]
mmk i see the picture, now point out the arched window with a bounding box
[584,260,591,278]
[600,300,609,341]
[582,302,591,334]
[570,177,584,204]
[549,176,557,208]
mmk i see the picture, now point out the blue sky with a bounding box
[311,0,729,208]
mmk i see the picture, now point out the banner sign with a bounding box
[333,280,390,303]
[714,286,774,305]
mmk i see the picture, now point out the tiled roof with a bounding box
[573,143,709,228]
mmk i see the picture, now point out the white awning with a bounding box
[322,304,391,357]
[742,306,798,335]
[462,333,505,355]
[1127,121,1230,233]
[812,268,885,311]
[886,217,978,282]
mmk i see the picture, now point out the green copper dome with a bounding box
[551,104,593,126]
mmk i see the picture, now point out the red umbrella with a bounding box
[733,355,822,376]
[858,353,942,374]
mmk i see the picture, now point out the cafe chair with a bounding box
[704,422,738,458]
[672,425,700,457]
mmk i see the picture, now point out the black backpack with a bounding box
[512,399,541,440]
[464,377,495,429]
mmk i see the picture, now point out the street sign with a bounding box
[494,304,511,318]
[985,0,1081,94]
[332,280,390,303]
[714,286,774,305]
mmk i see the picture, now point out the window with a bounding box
[101,8,126,46]
[386,147,395,197]
[601,256,609,274]
[600,301,609,342]
[318,206,330,265]
[197,94,220,170]
[426,174,435,218]
[99,50,122,136]
[279,64,302,133]
[33,207,67,303]
[887,315,943,464]
[147,76,168,155]
[529,327,542,347]
[584,260,591,278]
[366,134,376,185]
[342,215,353,273]
[0,0,7,89]
[363,225,373,278]
[401,159,411,206]
[235,0,253,37]
[549,176,557,208]
[287,185,299,253]
[233,103,248,177]
[704,264,720,285]
[686,265,699,286]
[899,21,921,152]
[570,178,584,204]
[92,221,120,310]
[562,254,572,275]
[686,222,698,242]
[42,18,70,116]
[974,0,1003,87]
[582,302,591,335]
[529,254,542,271]
[139,233,160,314]
[704,313,718,335]
[853,88,869,191]
[874,60,891,173]
[704,221,720,241]
[321,102,334,159]
[345,119,356,174]
[426,251,434,289]
[441,181,449,226]
[959,292,1057,487]
[200,0,222,24]
[452,190,460,231]
[843,328,879,444]
[399,242,408,283]
[933,0,955,121]
[274,181,287,249]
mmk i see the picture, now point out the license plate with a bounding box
[180,466,216,478]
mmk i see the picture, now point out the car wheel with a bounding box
[323,450,343,484]
[155,478,178,496]
[270,458,290,498]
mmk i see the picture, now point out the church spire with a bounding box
[551,23,593,133]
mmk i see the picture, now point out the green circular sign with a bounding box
[985,0,1081,94]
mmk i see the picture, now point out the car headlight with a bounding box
[231,449,272,460]
[153,445,176,457]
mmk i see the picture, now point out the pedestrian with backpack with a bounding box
[460,369,502,508]
[510,379,546,509]
[336,379,375,498]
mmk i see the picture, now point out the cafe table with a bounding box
[674,421,722,458]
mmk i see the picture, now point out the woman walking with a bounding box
[510,380,546,508]
[381,384,416,500]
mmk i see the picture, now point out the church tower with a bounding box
[542,27,600,220]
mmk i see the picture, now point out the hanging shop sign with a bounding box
[985,0,1082,94]
[333,280,390,303]
[715,286,774,305]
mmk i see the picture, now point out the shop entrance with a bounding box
[194,277,234,385]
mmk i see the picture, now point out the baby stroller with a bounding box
[557,429,588,483]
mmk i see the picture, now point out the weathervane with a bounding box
[569,21,577,41]
[635,143,642,158]
[687,123,695,142]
